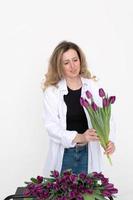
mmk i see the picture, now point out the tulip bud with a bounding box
[109,96,116,104]
[37,176,43,183]
[102,190,111,197]
[86,90,92,99]
[80,97,84,107]
[99,88,106,97]
[103,98,109,107]
[91,102,98,111]
[84,99,90,108]
[104,183,114,190]
[52,170,59,178]
[80,97,89,108]
[23,188,31,197]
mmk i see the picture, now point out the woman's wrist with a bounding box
[72,133,85,144]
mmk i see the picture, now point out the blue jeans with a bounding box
[61,144,88,175]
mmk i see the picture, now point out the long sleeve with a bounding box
[42,86,77,148]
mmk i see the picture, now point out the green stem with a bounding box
[106,154,112,165]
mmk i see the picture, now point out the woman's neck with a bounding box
[65,76,82,90]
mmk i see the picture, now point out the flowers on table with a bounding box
[24,170,118,200]
[80,88,116,165]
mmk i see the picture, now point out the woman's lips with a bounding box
[70,70,77,73]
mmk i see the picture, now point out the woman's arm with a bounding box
[43,87,77,148]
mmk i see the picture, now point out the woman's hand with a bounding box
[83,129,99,142]
[72,129,99,144]
[104,141,115,155]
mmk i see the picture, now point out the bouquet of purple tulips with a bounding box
[80,88,116,165]
[24,170,118,200]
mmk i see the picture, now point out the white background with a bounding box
[0,0,133,199]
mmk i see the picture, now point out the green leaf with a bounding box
[83,194,95,200]
[24,198,33,200]
[31,178,38,183]
[24,181,31,185]
[93,193,108,200]
[43,177,55,182]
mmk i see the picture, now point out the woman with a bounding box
[42,41,115,177]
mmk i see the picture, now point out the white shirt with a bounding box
[42,77,116,177]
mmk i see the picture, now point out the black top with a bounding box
[64,87,88,134]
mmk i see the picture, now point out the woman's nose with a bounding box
[70,61,75,68]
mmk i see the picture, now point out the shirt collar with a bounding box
[57,76,89,94]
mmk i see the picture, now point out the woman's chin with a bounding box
[67,73,80,79]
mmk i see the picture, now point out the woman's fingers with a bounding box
[84,129,115,154]
[90,136,99,140]
[85,129,99,141]
[104,141,115,155]
[88,129,97,135]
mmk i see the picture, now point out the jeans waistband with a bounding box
[65,143,88,150]
[76,142,88,147]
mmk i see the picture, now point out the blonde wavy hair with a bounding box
[42,41,95,90]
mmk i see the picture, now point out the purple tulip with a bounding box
[103,98,109,107]
[69,174,77,182]
[109,96,116,104]
[86,90,92,99]
[92,172,99,178]
[80,97,85,107]
[69,191,76,198]
[43,191,50,199]
[99,88,106,97]
[84,99,90,108]
[23,188,31,197]
[61,184,68,191]
[37,176,43,183]
[91,102,98,111]
[102,190,111,197]
[109,188,118,194]
[51,170,59,178]
[104,183,114,190]
[58,197,67,200]
[27,183,35,190]
[85,188,93,194]
[53,183,60,191]
[79,172,87,180]
[86,178,93,185]
[63,170,72,176]
[80,97,89,108]
[101,177,109,184]
[34,183,43,191]
[46,182,52,189]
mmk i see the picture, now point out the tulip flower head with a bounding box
[103,98,109,107]
[91,102,98,111]
[99,88,106,97]
[86,90,92,99]
[80,97,90,108]
[109,96,116,104]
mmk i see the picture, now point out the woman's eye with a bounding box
[64,62,69,65]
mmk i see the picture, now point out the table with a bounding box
[4,187,34,200]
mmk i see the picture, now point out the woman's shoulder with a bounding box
[43,85,59,98]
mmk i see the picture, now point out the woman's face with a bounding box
[62,49,81,79]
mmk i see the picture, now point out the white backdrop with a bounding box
[0,0,133,199]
